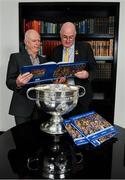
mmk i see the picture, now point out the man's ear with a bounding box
[24,39,26,45]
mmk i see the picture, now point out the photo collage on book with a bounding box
[20,61,87,84]
[63,111,117,147]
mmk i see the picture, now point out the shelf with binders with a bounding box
[22,15,115,35]
[21,15,115,59]
[32,39,114,60]
[94,61,113,81]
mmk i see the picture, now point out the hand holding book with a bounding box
[16,72,33,88]
[20,61,87,84]
[75,70,89,79]
[53,77,67,84]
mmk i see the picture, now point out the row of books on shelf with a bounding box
[75,17,114,34]
[87,39,113,57]
[95,62,112,79]
[23,16,114,35]
[63,111,117,147]
[41,40,61,57]
[37,39,113,57]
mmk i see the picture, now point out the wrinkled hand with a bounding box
[53,77,67,84]
[16,72,33,88]
[75,70,89,79]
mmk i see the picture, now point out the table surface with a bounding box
[0,120,125,179]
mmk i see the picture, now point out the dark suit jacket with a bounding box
[52,41,97,114]
[6,50,47,117]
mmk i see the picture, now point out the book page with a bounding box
[53,62,86,78]
[20,61,87,84]
[42,61,65,65]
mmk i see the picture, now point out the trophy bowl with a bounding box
[27,84,85,135]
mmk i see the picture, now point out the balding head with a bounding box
[24,29,41,56]
[60,22,76,35]
[60,22,76,48]
[24,29,40,42]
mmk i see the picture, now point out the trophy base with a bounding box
[40,115,66,135]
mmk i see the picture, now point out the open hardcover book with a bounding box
[20,61,87,84]
[63,111,117,147]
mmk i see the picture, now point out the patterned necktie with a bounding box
[64,48,69,62]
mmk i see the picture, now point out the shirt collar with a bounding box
[64,44,75,51]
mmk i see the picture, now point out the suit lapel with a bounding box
[74,43,80,62]
[21,51,32,66]
[39,55,47,64]
[56,46,63,63]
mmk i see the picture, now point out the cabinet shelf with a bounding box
[40,33,114,40]
[93,79,112,83]
[19,2,119,123]
[77,34,114,40]
[40,34,60,40]
[95,56,113,61]
[92,98,113,104]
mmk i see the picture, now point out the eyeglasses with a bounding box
[62,35,74,41]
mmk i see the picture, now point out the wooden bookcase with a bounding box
[19,2,120,124]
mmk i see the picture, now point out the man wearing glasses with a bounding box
[52,22,97,116]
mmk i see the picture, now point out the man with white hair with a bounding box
[6,29,48,125]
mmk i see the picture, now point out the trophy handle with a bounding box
[27,157,40,171]
[77,85,86,97]
[26,87,37,101]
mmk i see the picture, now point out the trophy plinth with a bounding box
[40,114,65,134]
[27,84,85,135]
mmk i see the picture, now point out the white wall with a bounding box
[114,1,125,128]
[0,1,19,130]
[0,0,125,131]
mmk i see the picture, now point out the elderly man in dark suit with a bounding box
[52,22,97,117]
[6,29,48,125]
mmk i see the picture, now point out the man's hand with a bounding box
[16,72,33,88]
[75,70,89,79]
[54,77,67,84]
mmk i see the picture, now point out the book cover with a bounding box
[20,61,87,84]
[65,111,117,147]
[63,119,89,146]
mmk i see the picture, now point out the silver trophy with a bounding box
[26,84,85,135]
